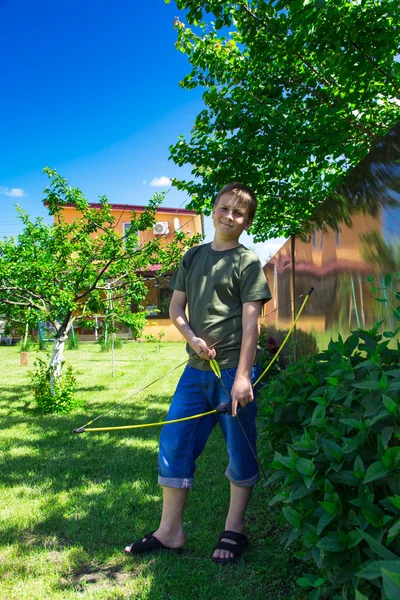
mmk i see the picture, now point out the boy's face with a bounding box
[212,193,253,241]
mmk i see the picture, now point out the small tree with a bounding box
[0,168,200,389]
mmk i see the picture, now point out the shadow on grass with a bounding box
[0,380,308,600]
[74,384,108,392]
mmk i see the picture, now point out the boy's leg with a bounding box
[152,486,188,547]
[213,483,252,560]
[212,365,261,561]
[125,486,188,552]
[126,365,217,553]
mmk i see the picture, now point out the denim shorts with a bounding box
[158,364,261,489]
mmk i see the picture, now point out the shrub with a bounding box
[66,332,80,350]
[259,323,400,599]
[37,338,50,352]
[260,324,319,370]
[29,357,80,413]
[99,334,122,352]
[19,336,34,352]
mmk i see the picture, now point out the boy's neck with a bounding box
[211,234,241,251]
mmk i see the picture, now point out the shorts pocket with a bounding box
[224,368,237,382]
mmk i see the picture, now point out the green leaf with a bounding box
[329,470,358,486]
[383,395,398,414]
[268,493,287,506]
[347,529,362,548]
[340,418,362,430]
[382,447,400,470]
[317,533,347,552]
[352,381,381,390]
[382,427,394,449]
[317,511,335,535]
[355,592,368,600]
[321,438,343,462]
[290,484,315,501]
[357,530,399,560]
[387,518,400,544]
[296,458,315,477]
[282,507,301,529]
[382,568,400,600]
[354,455,365,480]
[357,560,400,580]
[343,433,364,454]
[311,404,326,424]
[385,273,392,287]
[296,577,314,589]
[388,496,400,510]
[364,461,390,484]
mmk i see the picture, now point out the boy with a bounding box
[125,183,271,564]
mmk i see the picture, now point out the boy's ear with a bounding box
[244,218,253,231]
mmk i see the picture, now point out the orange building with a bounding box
[59,202,204,341]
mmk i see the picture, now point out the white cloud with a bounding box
[150,176,172,187]
[0,187,26,197]
[142,180,147,185]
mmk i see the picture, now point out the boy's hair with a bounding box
[214,182,257,221]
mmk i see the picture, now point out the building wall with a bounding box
[60,203,203,244]
[57,203,202,342]
[263,124,400,356]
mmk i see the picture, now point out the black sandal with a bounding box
[212,530,249,565]
[125,531,182,555]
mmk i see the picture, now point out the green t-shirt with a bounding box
[169,243,272,371]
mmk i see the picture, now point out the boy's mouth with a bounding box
[220,221,233,228]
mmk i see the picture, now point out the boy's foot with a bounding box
[212,530,249,565]
[125,529,185,555]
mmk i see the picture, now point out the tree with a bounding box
[167,0,400,239]
[0,168,200,385]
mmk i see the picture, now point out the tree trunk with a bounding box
[49,326,70,392]
[23,322,29,347]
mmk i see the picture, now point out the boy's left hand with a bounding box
[231,374,253,417]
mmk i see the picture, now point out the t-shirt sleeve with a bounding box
[240,258,272,304]
[168,255,187,292]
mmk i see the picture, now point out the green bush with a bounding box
[18,336,34,352]
[260,324,319,370]
[29,357,80,413]
[66,331,80,350]
[99,334,122,351]
[259,323,400,599]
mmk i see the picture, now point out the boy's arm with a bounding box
[231,300,263,416]
[169,290,216,361]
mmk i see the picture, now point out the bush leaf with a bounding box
[357,530,399,560]
[363,460,389,484]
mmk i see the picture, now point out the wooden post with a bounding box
[20,352,29,366]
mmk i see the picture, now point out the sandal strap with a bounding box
[218,530,248,547]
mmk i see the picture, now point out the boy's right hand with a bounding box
[191,337,216,361]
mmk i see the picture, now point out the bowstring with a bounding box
[73,291,311,431]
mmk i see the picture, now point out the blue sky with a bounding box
[0,0,285,260]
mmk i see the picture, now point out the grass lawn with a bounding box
[0,342,307,600]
